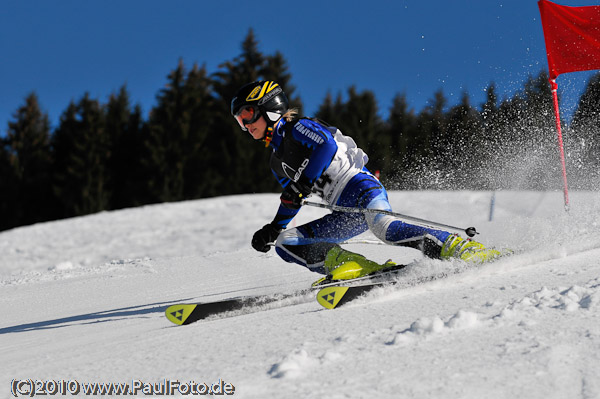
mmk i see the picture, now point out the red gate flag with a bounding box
[538,0,600,79]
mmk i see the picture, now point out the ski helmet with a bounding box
[231,81,289,131]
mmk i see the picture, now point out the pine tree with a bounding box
[444,92,482,188]
[52,93,110,217]
[521,71,560,190]
[105,85,148,208]
[480,83,500,153]
[262,51,303,113]
[212,29,272,195]
[181,63,217,199]
[480,71,559,190]
[145,60,189,201]
[569,71,600,188]
[144,60,218,202]
[315,92,345,127]
[314,87,386,174]
[412,90,448,188]
[0,131,20,230]
[479,83,506,189]
[2,93,55,228]
[385,93,419,189]
[212,29,300,195]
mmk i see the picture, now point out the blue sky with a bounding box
[2,0,599,134]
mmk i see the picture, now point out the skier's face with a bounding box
[246,115,267,140]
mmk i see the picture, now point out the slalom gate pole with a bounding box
[302,200,479,237]
[549,78,570,212]
[489,191,496,222]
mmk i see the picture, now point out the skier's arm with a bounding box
[272,203,299,230]
[269,120,338,230]
[269,172,309,229]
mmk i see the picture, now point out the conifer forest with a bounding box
[2,30,600,231]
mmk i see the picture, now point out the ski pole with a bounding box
[302,200,479,237]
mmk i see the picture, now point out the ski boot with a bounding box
[440,234,502,264]
[312,246,396,286]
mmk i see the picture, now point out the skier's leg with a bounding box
[274,208,396,279]
[364,191,452,258]
[274,211,368,272]
[336,171,453,257]
[364,193,502,263]
[277,172,398,280]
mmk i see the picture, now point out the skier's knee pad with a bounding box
[366,213,395,243]
[274,228,336,271]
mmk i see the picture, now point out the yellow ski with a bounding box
[317,283,387,309]
[165,304,198,325]
[316,286,350,309]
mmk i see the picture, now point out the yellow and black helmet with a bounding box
[231,81,289,131]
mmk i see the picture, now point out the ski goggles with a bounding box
[234,105,261,130]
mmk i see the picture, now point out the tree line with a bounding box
[2,29,600,232]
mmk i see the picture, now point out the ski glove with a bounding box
[280,181,312,210]
[252,223,281,252]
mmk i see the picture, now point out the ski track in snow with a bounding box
[1,191,600,399]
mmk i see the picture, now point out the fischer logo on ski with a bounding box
[317,286,350,309]
[165,304,198,325]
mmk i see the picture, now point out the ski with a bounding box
[165,264,411,325]
[317,281,393,310]
[165,289,312,325]
[316,250,517,310]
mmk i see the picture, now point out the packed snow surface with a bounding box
[1,191,600,398]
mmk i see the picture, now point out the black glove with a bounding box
[280,181,312,210]
[251,223,281,252]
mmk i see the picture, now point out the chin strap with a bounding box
[263,117,286,148]
[263,127,273,147]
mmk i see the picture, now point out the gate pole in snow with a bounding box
[489,191,496,222]
[549,78,570,212]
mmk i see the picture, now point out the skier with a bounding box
[231,80,500,283]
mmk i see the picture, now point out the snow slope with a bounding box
[1,191,600,398]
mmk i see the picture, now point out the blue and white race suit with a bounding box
[268,117,451,272]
